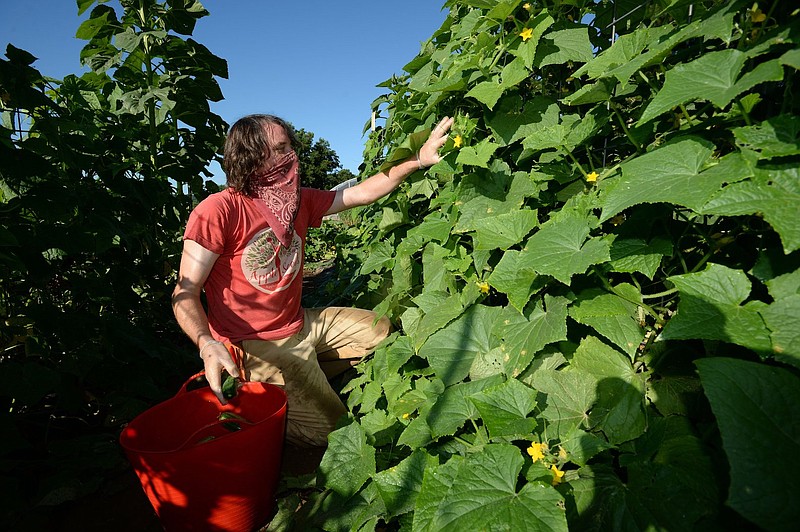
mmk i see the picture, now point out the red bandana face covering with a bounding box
[250,150,300,249]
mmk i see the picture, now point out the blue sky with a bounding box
[1,0,449,182]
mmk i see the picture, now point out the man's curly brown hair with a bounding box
[223,114,296,196]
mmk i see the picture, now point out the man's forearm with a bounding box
[171,290,215,349]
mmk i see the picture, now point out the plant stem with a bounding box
[609,101,642,153]
[641,287,679,299]
[736,100,753,126]
[564,147,588,177]
[454,435,475,448]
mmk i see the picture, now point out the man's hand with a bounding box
[200,341,240,404]
[418,116,454,168]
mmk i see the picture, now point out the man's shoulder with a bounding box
[196,188,244,211]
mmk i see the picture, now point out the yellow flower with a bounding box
[454,134,463,148]
[526,442,547,463]
[751,7,767,23]
[477,281,490,294]
[402,413,410,420]
[520,27,533,41]
[551,465,565,486]
[523,3,531,10]
[586,171,599,183]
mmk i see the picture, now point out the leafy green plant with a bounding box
[282,1,800,530]
[0,0,226,524]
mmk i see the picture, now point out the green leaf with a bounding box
[455,137,500,167]
[760,294,800,368]
[701,163,800,253]
[661,263,772,353]
[600,140,752,222]
[378,206,405,232]
[474,208,538,250]
[559,428,613,467]
[114,29,142,52]
[75,9,110,40]
[511,12,555,69]
[318,422,376,498]
[77,0,98,16]
[488,95,558,146]
[497,296,569,377]
[638,50,784,124]
[316,482,385,532]
[521,112,580,153]
[696,358,800,531]
[608,237,672,279]
[465,80,506,110]
[572,428,718,530]
[520,210,612,285]
[470,378,538,439]
[733,114,800,158]
[499,56,529,88]
[570,336,647,445]
[360,240,395,274]
[398,415,434,449]
[419,305,504,386]
[562,78,615,106]
[421,244,455,293]
[374,450,436,517]
[380,128,431,173]
[781,48,800,70]
[528,366,596,440]
[413,445,568,532]
[605,8,735,84]
[486,0,522,22]
[488,249,540,312]
[454,196,510,233]
[412,288,479,351]
[574,24,673,80]
[646,374,703,417]
[570,285,645,358]
[426,375,504,438]
[535,27,594,68]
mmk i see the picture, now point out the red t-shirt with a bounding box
[184,187,335,343]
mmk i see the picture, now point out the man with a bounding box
[172,114,453,446]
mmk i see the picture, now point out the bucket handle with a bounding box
[175,415,255,451]
[177,371,207,397]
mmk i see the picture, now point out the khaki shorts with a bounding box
[233,307,391,447]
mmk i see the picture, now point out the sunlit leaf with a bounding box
[600,139,752,222]
[661,263,773,353]
[414,445,568,531]
[639,51,783,124]
[520,210,612,285]
[319,422,376,498]
[570,285,645,358]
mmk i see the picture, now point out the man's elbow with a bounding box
[171,283,197,311]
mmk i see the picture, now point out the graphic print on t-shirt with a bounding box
[241,227,302,294]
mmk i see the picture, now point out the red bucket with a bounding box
[120,372,287,532]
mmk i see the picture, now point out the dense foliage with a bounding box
[0,0,227,524]
[274,1,800,530]
[2,0,799,530]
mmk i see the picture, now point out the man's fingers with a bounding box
[432,116,453,137]
[204,361,229,405]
